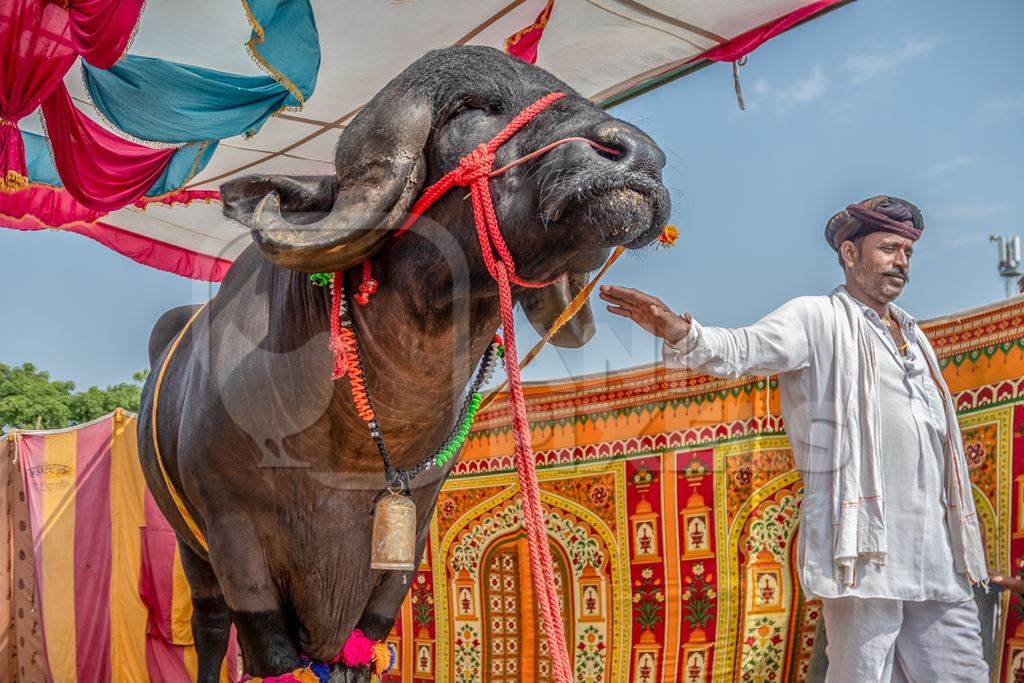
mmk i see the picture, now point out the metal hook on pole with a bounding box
[733,55,749,111]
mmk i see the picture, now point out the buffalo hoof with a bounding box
[328,665,371,683]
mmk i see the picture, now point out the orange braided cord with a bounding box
[338,326,375,423]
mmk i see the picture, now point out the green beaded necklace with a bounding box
[313,272,502,486]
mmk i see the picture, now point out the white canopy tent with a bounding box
[14,0,851,277]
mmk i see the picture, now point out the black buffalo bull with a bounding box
[138,45,670,680]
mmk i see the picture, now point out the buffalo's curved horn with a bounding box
[520,273,597,348]
[233,88,432,273]
[221,175,338,228]
[247,152,422,273]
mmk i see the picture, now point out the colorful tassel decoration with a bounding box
[372,641,397,675]
[336,628,376,667]
[309,272,333,286]
[658,224,679,248]
[239,629,393,682]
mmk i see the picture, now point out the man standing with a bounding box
[599,196,989,681]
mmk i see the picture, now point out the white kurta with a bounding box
[844,299,971,601]
[663,289,975,600]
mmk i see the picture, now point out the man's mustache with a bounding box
[881,268,909,283]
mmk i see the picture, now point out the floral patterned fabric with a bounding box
[376,297,1024,682]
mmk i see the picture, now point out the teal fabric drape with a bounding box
[81,0,320,142]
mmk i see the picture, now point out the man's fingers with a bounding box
[598,288,643,309]
[601,285,658,307]
[612,286,649,304]
[601,284,636,297]
[602,285,679,341]
[991,573,1024,593]
[600,285,676,319]
[598,290,630,306]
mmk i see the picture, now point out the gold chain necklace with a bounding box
[884,315,910,353]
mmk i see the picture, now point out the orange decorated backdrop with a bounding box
[396,297,1024,683]
[2,297,1023,681]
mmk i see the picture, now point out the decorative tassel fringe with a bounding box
[658,224,679,248]
[240,631,395,682]
[0,169,28,193]
[354,259,379,306]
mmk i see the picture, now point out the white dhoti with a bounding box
[821,596,987,682]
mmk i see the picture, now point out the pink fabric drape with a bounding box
[0,0,146,193]
[505,0,554,64]
[41,83,176,211]
[0,186,230,282]
[68,0,146,69]
[0,0,77,191]
[0,196,233,282]
[699,0,843,63]
[0,183,221,229]
[0,180,107,227]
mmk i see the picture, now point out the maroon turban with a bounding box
[825,195,924,251]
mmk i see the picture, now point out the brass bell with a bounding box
[370,490,417,571]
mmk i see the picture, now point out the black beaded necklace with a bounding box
[333,282,503,492]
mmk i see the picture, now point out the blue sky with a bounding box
[2,0,1023,390]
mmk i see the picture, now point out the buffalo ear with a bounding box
[237,86,433,273]
[521,273,597,348]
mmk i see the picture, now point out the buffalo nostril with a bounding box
[588,121,665,172]
[593,130,636,161]
[591,142,622,162]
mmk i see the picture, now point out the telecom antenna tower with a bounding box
[990,235,1023,298]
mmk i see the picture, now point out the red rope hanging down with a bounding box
[330,92,622,683]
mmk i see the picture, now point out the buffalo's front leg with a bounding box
[178,539,232,683]
[356,491,438,640]
[206,518,302,676]
[231,609,302,677]
[328,666,372,683]
[355,568,416,641]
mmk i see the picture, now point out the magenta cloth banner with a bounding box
[74,218,234,281]
[68,0,146,68]
[0,180,108,227]
[0,0,146,192]
[0,182,221,230]
[505,0,554,64]
[0,186,231,281]
[698,0,843,63]
[41,83,177,211]
[0,0,78,191]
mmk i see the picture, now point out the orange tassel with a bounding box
[658,224,679,248]
[372,641,395,674]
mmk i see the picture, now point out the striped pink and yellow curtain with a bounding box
[7,410,238,682]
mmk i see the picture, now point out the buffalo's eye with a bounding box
[443,96,494,124]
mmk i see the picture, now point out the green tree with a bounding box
[0,363,148,431]
[0,363,73,430]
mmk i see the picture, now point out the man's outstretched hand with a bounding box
[991,573,1024,593]
[598,285,690,343]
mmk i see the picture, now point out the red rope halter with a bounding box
[331,92,616,683]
